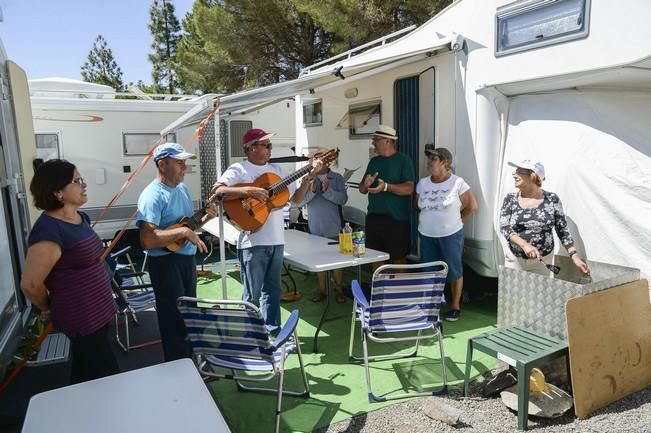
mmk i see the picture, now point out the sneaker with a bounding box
[445,309,461,322]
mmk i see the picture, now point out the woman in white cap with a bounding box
[500,159,589,276]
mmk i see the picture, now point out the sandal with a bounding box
[311,292,327,302]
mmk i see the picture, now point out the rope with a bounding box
[99,97,221,261]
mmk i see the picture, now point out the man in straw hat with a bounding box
[212,129,323,335]
[359,125,416,268]
[294,148,348,303]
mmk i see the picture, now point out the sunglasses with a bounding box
[255,141,273,149]
[70,177,86,186]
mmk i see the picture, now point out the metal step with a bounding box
[26,333,70,366]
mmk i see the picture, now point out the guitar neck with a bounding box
[184,210,206,231]
[184,192,221,230]
[268,165,312,194]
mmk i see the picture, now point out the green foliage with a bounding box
[176,0,451,95]
[176,0,334,94]
[149,0,183,93]
[80,35,126,91]
[295,0,452,52]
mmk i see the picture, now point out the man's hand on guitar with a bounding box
[246,186,269,202]
[183,227,209,254]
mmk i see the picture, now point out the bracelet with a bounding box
[569,251,577,257]
[383,182,389,192]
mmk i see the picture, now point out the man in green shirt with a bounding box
[359,125,416,268]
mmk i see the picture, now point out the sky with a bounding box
[0,0,195,85]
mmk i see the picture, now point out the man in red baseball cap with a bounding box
[212,129,322,334]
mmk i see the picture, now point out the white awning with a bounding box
[486,55,651,96]
[163,32,461,133]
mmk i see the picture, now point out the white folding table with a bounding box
[21,359,232,433]
[283,229,389,352]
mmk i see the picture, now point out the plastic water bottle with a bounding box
[352,231,366,257]
[342,223,353,255]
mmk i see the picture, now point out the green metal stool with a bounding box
[463,326,569,431]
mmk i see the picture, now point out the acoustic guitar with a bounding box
[224,148,339,232]
[165,191,222,252]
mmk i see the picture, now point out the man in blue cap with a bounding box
[136,142,216,361]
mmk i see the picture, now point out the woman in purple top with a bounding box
[20,159,119,384]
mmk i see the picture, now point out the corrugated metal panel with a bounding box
[394,76,420,254]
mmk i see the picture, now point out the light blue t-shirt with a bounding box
[136,180,196,256]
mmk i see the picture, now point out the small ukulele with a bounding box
[165,192,222,252]
[224,148,339,232]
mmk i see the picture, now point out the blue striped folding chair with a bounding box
[348,261,449,402]
[177,297,310,433]
[106,246,159,353]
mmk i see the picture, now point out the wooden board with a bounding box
[565,279,651,418]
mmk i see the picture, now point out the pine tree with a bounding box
[295,0,452,53]
[80,35,125,91]
[176,0,333,94]
[148,0,182,94]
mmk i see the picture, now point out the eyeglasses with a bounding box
[255,141,272,149]
[70,177,86,186]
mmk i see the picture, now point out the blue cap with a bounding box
[153,142,196,162]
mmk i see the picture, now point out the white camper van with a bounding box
[0,20,38,379]
[29,78,215,240]
[193,0,651,280]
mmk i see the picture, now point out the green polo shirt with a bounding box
[364,151,416,221]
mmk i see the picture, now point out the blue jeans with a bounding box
[238,245,284,334]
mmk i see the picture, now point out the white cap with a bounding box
[508,159,545,180]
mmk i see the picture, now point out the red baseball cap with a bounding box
[242,128,276,148]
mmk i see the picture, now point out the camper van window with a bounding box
[123,133,177,156]
[303,99,323,127]
[229,120,253,158]
[347,101,381,139]
[35,133,60,160]
[495,0,590,57]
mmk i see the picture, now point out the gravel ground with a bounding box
[313,381,651,433]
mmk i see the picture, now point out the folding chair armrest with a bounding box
[116,271,147,279]
[352,280,369,309]
[110,246,132,260]
[272,309,300,350]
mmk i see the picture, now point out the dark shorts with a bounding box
[419,229,464,283]
[365,213,411,261]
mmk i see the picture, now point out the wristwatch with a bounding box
[569,251,577,258]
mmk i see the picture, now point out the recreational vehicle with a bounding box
[187,0,651,280]
[0,27,37,380]
[29,78,216,240]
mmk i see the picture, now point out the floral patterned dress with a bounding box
[499,190,574,258]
